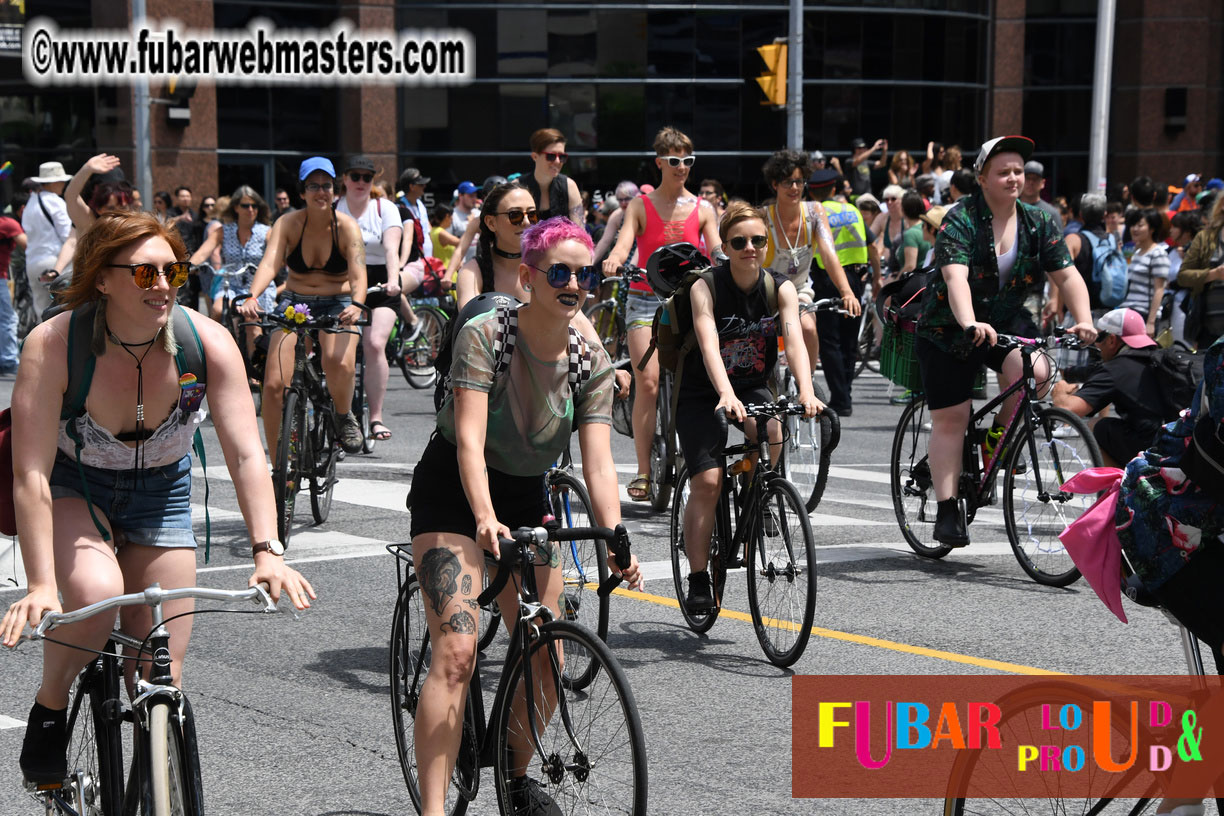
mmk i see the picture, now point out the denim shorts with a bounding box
[625,291,662,330]
[275,291,353,321]
[49,451,197,549]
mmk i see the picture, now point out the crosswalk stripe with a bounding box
[0,714,25,730]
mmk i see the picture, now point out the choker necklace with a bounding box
[492,245,521,259]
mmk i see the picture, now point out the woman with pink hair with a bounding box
[405,216,642,816]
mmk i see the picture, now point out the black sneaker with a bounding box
[685,570,715,612]
[336,411,364,454]
[933,500,970,548]
[507,775,562,816]
[20,702,68,786]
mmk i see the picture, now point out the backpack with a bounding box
[1080,230,1129,307]
[1141,346,1205,422]
[397,197,425,263]
[432,295,593,412]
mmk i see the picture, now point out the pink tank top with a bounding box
[631,194,702,293]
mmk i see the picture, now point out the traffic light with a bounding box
[756,41,787,107]
[165,76,196,126]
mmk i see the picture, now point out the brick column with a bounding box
[340,0,398,187]
[990,0,1026,137]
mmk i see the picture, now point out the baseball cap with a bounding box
[344,154,375,173]
[1205,178,1224,192]
[1095,308,1157,349]
[401,167,431,186]
[299,157,336,181]
[808,168,839,188]
[811,150,826,163]
[850,137,866,150]
[974,135,1034,173]
[457,180,478,195]
[1185,173,1202,185]
[1024,160,1045,177]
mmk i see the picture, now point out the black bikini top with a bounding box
[285,209,347,277]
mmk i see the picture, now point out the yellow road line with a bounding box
[609,587,1065,676]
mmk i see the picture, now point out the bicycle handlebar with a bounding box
[962,326,1091,351]
[262,304,372,330]
[610,264,647,285]
[801,297,852,316]
[479,525,632,606]
[32,583,276,639]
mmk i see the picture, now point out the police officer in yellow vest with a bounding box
[809,168,882,416]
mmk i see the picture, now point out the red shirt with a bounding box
[0,216,23,280]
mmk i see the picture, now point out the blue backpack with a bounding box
[1081,230,1129,307]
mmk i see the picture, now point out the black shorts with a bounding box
[915,317,1039,410]
[407,432,549,540]
[365,264,396,311]
[676,384,774,476]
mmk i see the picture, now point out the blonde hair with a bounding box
[718,200,766,241]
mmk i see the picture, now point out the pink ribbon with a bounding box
[1058,467,1128,623]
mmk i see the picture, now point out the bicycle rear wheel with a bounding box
[746,477,817,668]
[390,578,475,816]
[64,649,124,816]
[310,406,337,524]
[781,373,834,512]
[669,466,721,633]
[889,396,954,559]
[648,372,675,511]
[494,621,647,816]
[1003,406,1101,587]
[273,389,306,545]
[146,699,204,816]
[402,307,447,389]
[548,471,610,690]
[355,344,375,454]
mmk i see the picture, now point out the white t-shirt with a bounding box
[335,197,402,265]
[22,191,73,271]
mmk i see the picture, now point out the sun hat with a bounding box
[31,161,72,184]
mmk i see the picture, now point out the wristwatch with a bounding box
[252,539,285,557]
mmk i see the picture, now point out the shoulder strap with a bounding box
[171,305,212,560]
[491,303,518,375]
[763,270,778,315]
[566,326,593,392]
[63,303,98,420]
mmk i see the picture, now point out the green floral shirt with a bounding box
[917,194,1071,358]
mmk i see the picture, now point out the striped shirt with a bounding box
[1119,243,1170,319]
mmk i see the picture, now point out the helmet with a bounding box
[456,291,521,328]
[645,243,711,297]
[480,175,508,198]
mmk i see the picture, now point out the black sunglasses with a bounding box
[541,151,568,163]
[727,234,768,251]
[108,261,191,289]
[237,202,258,210]
[495,208,540,226]
[530,262,602,292]
[348,172,373,183]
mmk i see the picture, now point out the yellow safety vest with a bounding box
[814,200,869,270]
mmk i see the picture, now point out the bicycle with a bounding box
[396,291,455,390]
[22,581,278,816]
[889,330,1103,586]
[776,297,844,512]
[854,279,881,378]
[263,304,370,546]
[388,525,646,816]
[204,262,267,411]
[670,398,819,668]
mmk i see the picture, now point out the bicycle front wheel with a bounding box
[648,372,675,511]
[747,477,817,668]
[390,578,475,816]
[494,621,647,816]
[310,406,337,525]
[584,300,622,360]
[548,471,610,690]
[782,374,834,512]
[273,388,306,545]
[669,466,721,633]
[146,699,204,816]
[65,649,124,816]
[402,307,447,389]
[889,396,954,559]
[1003,406,1101,587]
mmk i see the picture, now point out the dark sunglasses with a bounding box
[530,262,602,292]
[883,196,899,203]
[727,234,768,251]
[778,178,805,189]
[237,202,258,210]
[496,208,540,226]
[663,155,696,168]
[109,261,191,289]
[541,151,568,163]
[305,182,333,193]
[348,172,373,183]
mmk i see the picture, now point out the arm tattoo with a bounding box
[465,598,480,610]
[461,574,472,595]
[440,610,476,634]
[815,214,834,248]
[418,548,461,616]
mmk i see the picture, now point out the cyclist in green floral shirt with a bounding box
[915,135,1097,546]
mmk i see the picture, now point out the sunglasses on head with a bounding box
[348,172,373,183]
[728,234,768,251]
[530,262,602,292]
[496,207,540,226]
[305,182,333,193]
[541,152,568,163]
[109,261,191,289]
[662,155,696,168]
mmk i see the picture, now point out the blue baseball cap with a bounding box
[457,180,478,195]
[299,157,336,181]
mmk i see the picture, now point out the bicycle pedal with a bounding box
[24,777,65,793]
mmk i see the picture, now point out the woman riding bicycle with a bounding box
[0,211,314,786]
[189,186,276,323]
[406,216,641,816]
[335,155,404,444]
[916,135,1096,547]
[238,157,368,455]
[675,201,822,612]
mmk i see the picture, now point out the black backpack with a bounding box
[1141,346,1205,422]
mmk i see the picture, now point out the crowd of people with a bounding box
[2,126,1223,816]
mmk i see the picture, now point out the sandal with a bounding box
[370,420,393,442]
[627,474,651,502]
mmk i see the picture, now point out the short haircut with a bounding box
[901,190,926,220]
[1170,209,1203,240]
[429,202,453,226]
[530,128,566,154]
[718,200,766,241]
[761,149,811,186]
[520,215,594,268]
[1080,193,1107,227]
[950,169,978,197]
[1129,176,1156,207]
[1105,201,1124,216]
[1125,207,1167,241]
[173,186,191,197]
[699,178,725,199]
[653,126,693,156]
[880,184,904,202]
[615,180,640,199]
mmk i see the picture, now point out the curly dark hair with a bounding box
[761,149,812,187]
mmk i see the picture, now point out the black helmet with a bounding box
[645,243,711,297]
[456,291,521,328]
[481,175,509,198]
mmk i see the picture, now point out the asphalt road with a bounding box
[0,363,1210,815]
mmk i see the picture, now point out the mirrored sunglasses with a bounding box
[530,262,602,291]
[727,234,768,251]
[109,261,191,289]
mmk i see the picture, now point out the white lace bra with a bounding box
[58,405,206,470]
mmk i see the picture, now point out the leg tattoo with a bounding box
[418,548,461,616]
